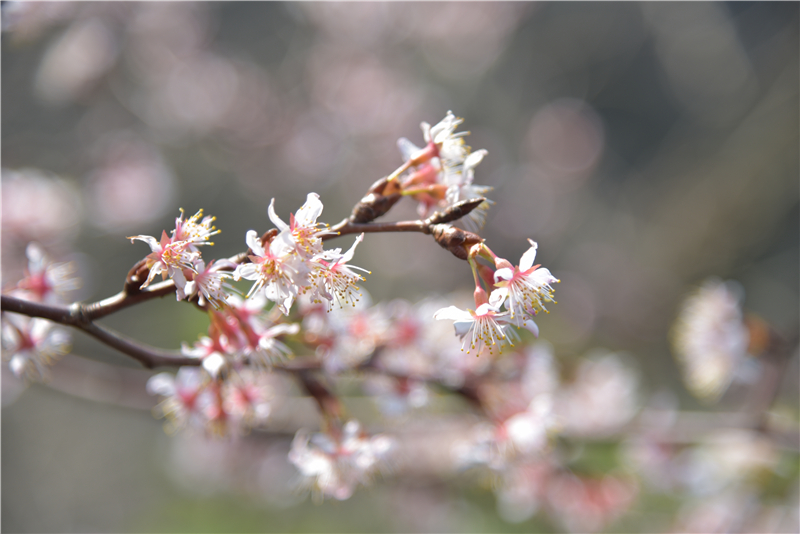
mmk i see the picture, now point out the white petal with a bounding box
[453,320,474,338]
[129,234,160,252]
[463,149,487,172]
[296,193,323,226]
[489,288,507,308]
[519,241,539,271]
[433,306,472,322]
[245,230,265,256]
[146,373,176,396]
[265,323,301,338]
[268,199,289,232]
[494,267,514,283]
[340,233,364,264]
[519,319,540,338]
[397,137,421,161]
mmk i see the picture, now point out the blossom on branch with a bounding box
[289,420,394,501]
[13,242,80,303]
[492,239,559,330]
[128,230,199,293]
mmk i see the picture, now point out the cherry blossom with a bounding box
[13,242,80,303]
[234,230,306,315]
[289,420,394,501]
[128,230,199,292]
[308,233,369,310]
[1,313,70,381]
[492,239,559,329]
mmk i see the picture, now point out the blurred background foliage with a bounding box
[2,2,798,532]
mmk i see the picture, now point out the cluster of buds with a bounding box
[1,244,76,381]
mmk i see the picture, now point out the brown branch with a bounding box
[1,294,199,369]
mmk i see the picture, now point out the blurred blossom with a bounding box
[289,420,395,501]
[34,17,118,104]
[1,314,70,383]
[11,243,81,304]
[671,278,750,401]
[557,351,639,438]
[676,429,779,496]
[1,168,81,253]
[85,133,176,232]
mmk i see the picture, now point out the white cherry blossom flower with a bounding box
[309,233,369,310]
[182,259,234,309]
[128,230,199,292]
[268,193,330,258]
[235,230,305,315]
[444,149,494,231]
[147,366,212,433]
[434,297,525,355]
[492,240,559,328]
[172,208,219,249]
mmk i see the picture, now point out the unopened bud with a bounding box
[350,177,402,223]
[425,198,487,225]
[430,224,483,260]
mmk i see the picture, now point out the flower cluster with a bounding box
[181,293,300,374]
[396,111,494,231]
[1,244,75,381]
[129,209,232,308]
[147,366,279,435]
[434,238,559,355]
[234,193,368,315]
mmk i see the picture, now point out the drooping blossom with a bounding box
[13,242,80,303]
[455,394,558,472]
[492,239,559,329]
[289,420,394,501]
[222,368,275,428]
[1,313,70,382]
[556,352,639,438]
[671,279,750,401]
[434,290,523,355]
